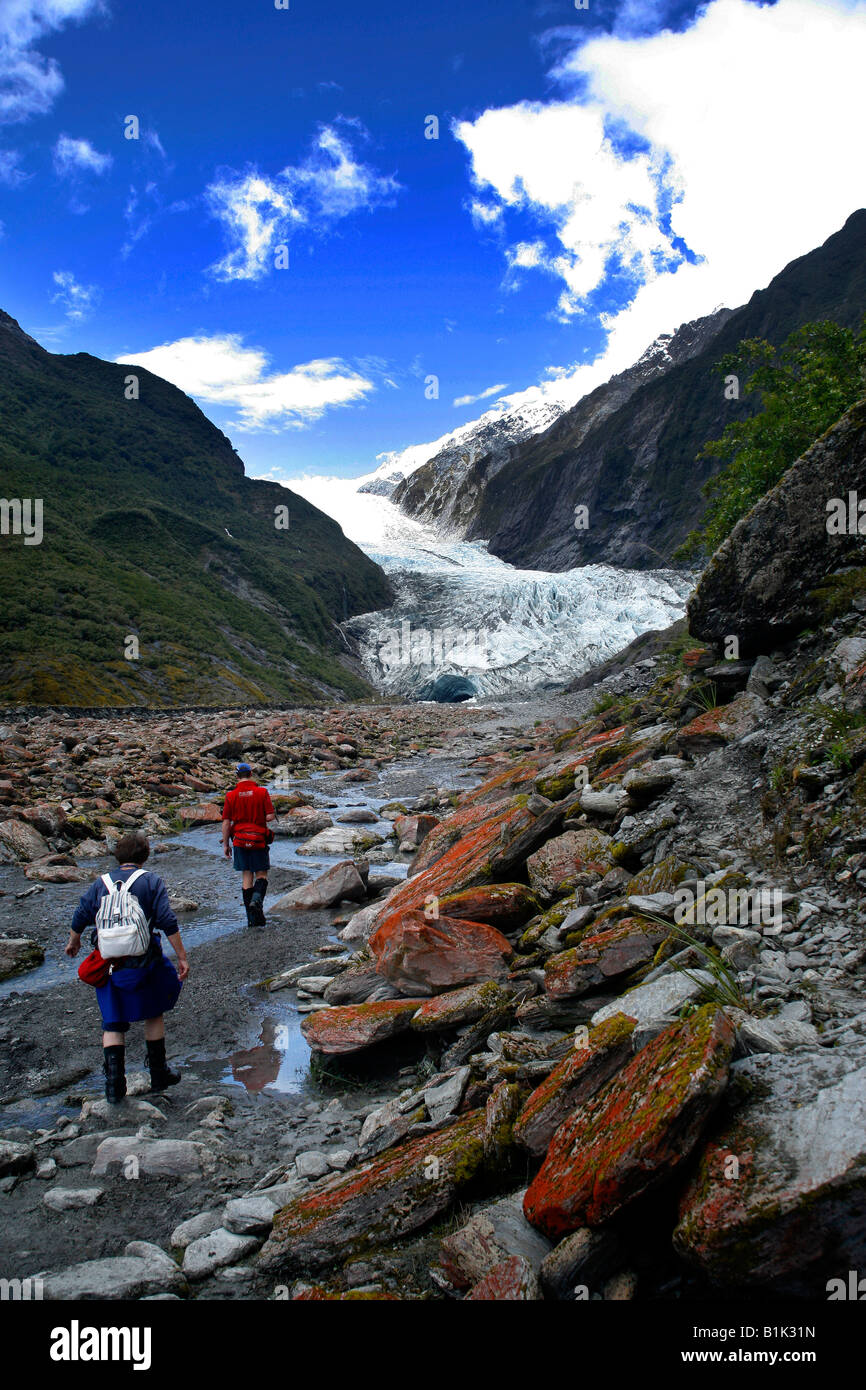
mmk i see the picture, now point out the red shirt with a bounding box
[223,780,274,848]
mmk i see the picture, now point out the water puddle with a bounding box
[0,756,484,1118]
[222,1015,311,1095]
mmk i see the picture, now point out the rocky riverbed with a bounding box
[1,577,865,1300]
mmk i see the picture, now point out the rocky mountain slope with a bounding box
[393,310,731,537]
[401,209,866,571]
[0,396,864,1301]
[0,311,392,706]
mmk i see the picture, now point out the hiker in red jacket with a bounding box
[222,763,275,927]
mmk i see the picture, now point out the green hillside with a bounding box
[0,313,392,706]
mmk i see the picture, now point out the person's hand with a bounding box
[223,842,231,859]
[176,957,190,982]
[64,933,81,958]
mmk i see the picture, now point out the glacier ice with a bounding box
[290,474,695,701]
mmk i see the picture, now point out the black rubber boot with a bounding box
[146,1038,181,1092]
[249,878,267,928]
[242,885,254,927]
[103,1044,126,1106]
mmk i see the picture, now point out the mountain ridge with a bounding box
[464,209,866,569]
[0,314,392,706]
[392,306,733,536]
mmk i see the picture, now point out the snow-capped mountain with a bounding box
[354,390,571,503]
[392,308,733,537]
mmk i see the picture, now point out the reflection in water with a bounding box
[225,1015,310,1095]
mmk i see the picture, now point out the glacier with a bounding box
[290,474,695,701]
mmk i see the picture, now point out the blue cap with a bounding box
[237,762,252,774]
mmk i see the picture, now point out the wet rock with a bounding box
[0,1138,35,1176]
[80,1097,166,1124]
[170,1211,224,1249]
[259,1109,489,1275]
[369,910,512,995]
[183,1228,261,1280]
[43,1186,103,1211]
[223,1196,278,1234]
[0,936,44,982]
[423,1066,471,1125]
[674,1047,866,1291]
[295,1151,331,1180]
[393,813,440,846]
[37,1243,187,1300]
[322,963,402,1005]
[516,993,613,1033]
[626,891,678,919]
[358,1097,426,1158]
[623,758,686,801]
[465,1255,542,1300]
[297,827,384,857]
[437,883,540,931]
[590,969,714,1029]
[488,801,568,877]
[271,859,367,911]
[0,818,50,860]
[273,807,333,837]
[440,1190,552,1289]
[369,797,535,927]
[527,829,614,895]
[301,998,425,1054]
[338,902,384,943]
[91,1137,213,1178]
[544,919,669,1000]
[539,1227,625,1300]
[579,786,629,818]
[513,1015,636,1157]
[524,1005,736,1238]
[610,806,678,864]
[483,1081,522,1164]
[176,803,223,826]
[738,1017,820,1053]
[677,695,765,756]
[411,980,514,1033]
[24,863,88,884]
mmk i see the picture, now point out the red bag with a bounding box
[78,948,111,988]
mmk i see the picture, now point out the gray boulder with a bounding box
[688,402,866,652]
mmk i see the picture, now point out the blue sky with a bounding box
[2,0,866,483]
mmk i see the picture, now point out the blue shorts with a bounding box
[233,846,270,872]
[96,934,182,1030]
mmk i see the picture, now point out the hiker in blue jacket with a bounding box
[65,830,189,1105]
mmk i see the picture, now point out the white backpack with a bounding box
[96,870,151,960]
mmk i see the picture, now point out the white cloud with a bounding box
[455,98,675,321]
[454,382,509,407]
[0,1,104,126]
[115,334,376,430]
[206,172,302,282]
[469,199,503,228]
[0,147,26,184]
[283,123,401,218]
[51,268,99,321]
[205,122,401,282]
[53,133,112,176]
[450,0,866,423]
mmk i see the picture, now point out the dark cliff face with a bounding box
[0,313,392,705]
[687,401,866,654]
[457,210,866,571]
